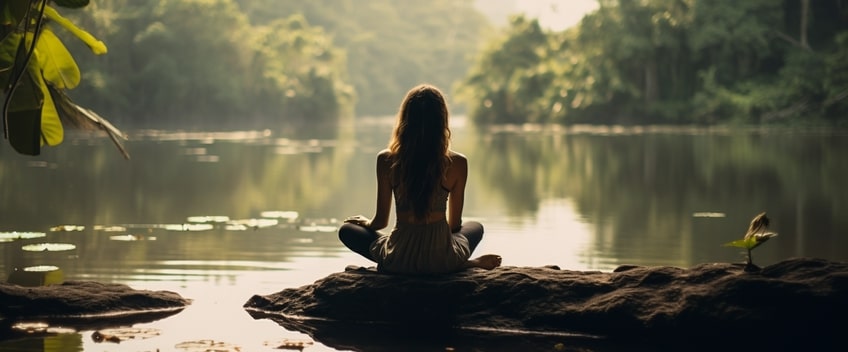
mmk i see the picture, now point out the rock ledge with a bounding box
[245,257,847,348]
[1,281,189,326]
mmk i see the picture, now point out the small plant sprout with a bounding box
[724,212,778,268]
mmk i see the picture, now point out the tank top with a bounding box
[393,186,449,213]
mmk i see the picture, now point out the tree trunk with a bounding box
[644,59,659,104]
[800,0,810,49]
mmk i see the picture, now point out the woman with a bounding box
[339,84,502,274]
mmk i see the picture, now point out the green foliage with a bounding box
[459,0,848,126]
[234,0,490,117]
[822,32,848,123]
[1,0,124,157]
[57,0,488,126]
[457,15,550,124]
[57,0,354,128]
[246,15,354,122]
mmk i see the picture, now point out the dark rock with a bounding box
[0,280,189,331]
[245,257,847,350]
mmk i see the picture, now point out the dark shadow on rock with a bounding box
[246,309,645,352]
[245,258,847,351]
[0,307,185,342]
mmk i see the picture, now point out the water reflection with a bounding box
[0,332,82,352]
[460,127,848,269]
[0,123,846,351]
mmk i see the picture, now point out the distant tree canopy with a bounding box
[233,0,491,117]
[63,0,357,129]
[57,0,490,129]
[18,0,845,130]
[458,0,848,126]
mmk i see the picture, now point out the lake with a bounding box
[1,118,847,351]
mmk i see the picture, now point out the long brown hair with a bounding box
[388,84,452,220]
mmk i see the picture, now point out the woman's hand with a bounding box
[344,215,371,227]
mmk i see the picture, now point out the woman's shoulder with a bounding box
[449,150,468,163]
[376,149,394,168]
[376,149,392,159]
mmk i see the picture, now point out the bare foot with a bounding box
[465,254,502,270]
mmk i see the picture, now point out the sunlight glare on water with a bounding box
[76,254,359,352]
[477,199,598,270]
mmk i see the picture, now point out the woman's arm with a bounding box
[367,150,393,230]
[343,150,392,230]
[447,153,468,233]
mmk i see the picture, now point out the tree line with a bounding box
[457,0,848,126]
[58,0,489,129]
[37,0,848,129]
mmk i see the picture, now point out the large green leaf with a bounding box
[3,0,121,157]
[3,28,63,151]
[30,63,63,146]
[33,27,80,89]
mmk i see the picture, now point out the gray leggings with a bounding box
[338,221,484,262]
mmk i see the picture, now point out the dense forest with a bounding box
[56,0,490,129]
[459,0,848,126]
[4,0,848,132]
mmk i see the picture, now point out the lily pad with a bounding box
[187,215,230,223]
[10,322,77,335]
[174,339,241,352]
[109,234,156,241]
[0,231,47,241]
[93,225,128,232]
[8,266,64,286]
[11,322,49,333]
[163,223,215,232]
[21,243,77,252]
[50,225,85,232]
[21,265,61,272]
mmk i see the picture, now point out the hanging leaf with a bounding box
[33,27,81,89]
[48,84,129,159]
[6,107,41,155]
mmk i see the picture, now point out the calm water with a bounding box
[1,119,847,351]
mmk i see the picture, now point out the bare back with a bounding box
[373,150,468,232]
